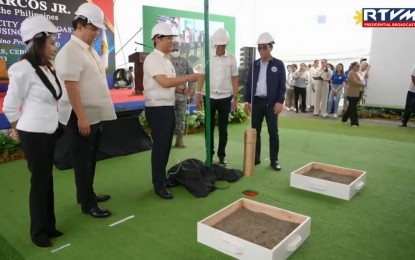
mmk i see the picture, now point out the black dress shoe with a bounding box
[219,157,227,166]
[77,194,111,204]
[255,159,261,165]
[154,188,173,199]
[399,123,407,127]
[33,238,52,248]
[48,230,64,238]
[271,161,282,171]
[96,194,111,202]
[82,206,112,218]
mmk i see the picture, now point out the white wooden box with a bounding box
[197,198,311,260]
[290,162,366,200]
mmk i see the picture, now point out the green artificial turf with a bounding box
[0,233,23,260]
[0,117,414,259]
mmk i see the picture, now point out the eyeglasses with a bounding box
[257,44,269,50]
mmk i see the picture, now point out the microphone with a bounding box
[135,42,153,49]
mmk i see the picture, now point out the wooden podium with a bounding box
[0,59,7,80]
[128,52,148,95]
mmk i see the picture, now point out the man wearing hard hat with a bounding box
[196,28,239,166]
[55,3,116,218]
[244,32,286,171]
[143,23,203,199]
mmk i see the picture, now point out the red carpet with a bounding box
[0,92,5,114]
[109,89,144,103]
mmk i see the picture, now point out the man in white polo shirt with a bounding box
[196,28,239,166]
[144,23,202,199]
[55,3,116,218]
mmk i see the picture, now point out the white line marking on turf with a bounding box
[51,243,71,253]
[109,215,135,227]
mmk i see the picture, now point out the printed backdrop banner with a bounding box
[0,0,115,81]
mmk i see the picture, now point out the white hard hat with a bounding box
[212,28,229,45]
[151,23,178,39]
[75,3,105,29]
[20,16,60,43]
[257,32,275,44]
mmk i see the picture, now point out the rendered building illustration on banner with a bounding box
[156,15,224,66]
[0,0,115,83]
[142,5,235,67]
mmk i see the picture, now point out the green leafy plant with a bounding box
[0,130,23,164]
[138,112,148,128]
[185,109,205,129]
[357,106,413,121]
[229,103,248,123]
[138,103,249,134]
[0,130,21,153]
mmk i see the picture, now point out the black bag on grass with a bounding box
[167,158,243,198]
[212,164,243,182]
[167,158,217,198]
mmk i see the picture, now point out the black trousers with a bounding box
[294,86,307,112]
[342,97,359,126]
[402,91,415,125]
[358,90,364,104]
[206,96,232,158]
[145,106,175,190]
[251,97,280,163]
[18,130,57,244]
[66,112,102,211]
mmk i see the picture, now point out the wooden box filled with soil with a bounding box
[197,198,311,260]
[290,162,366,200]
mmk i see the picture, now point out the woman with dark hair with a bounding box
[328,63,346,117]
[2,16,70,248]
[342,62,365,127]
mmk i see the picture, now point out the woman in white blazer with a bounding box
[2,16,71,248]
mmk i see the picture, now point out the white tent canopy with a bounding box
[114,0,415,107]
[114,0,375,65]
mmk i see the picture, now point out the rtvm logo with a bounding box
[362,8,415,27]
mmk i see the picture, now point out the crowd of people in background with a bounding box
[181,26,204,59]
[283,58,371,127]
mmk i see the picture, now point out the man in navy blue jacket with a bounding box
[244,32,286,171]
